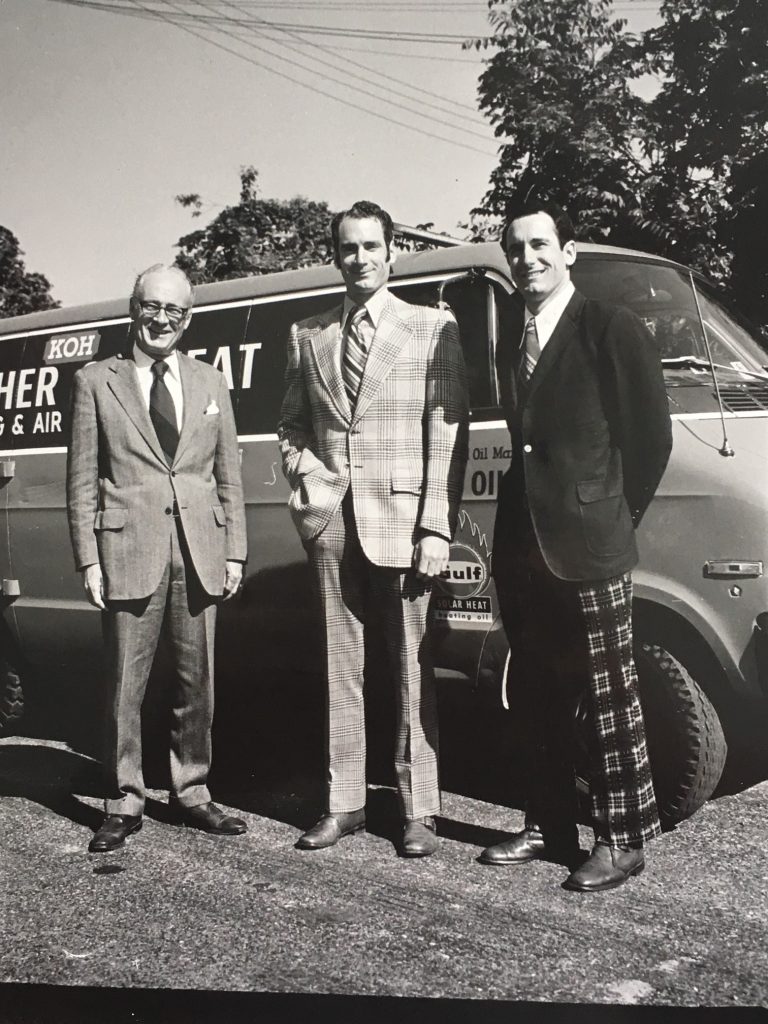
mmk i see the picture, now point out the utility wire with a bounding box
[52,1,478,39]
[115,0,498,156]
[173,0,491,139]
[208,0,482,118]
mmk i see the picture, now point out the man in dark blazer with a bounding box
[278,201,468,857]
[482,198,672,891]
[67,264,248,852]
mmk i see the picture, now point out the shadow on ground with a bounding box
[3,608,768,843]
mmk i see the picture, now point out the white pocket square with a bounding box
[204,401,220,416]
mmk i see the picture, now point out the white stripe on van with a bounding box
[0,410,764,458]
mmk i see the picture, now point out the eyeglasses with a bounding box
[137,301,189,325]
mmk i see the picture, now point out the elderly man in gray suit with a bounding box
[67,264,248,853]
[278,201,469,857]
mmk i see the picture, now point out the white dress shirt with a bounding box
[524,279,575,351]
[132,343,184,431]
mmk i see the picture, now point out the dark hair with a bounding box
[331,200,394,265]
[499,197,576,252]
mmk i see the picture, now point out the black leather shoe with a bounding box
[479,826,546,865]
[296,809,365,850]
[89,814,142,853]
[401,816,437,858]
[172,801,247,835]
[564,841,645,892]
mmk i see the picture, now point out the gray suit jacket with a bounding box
[67,351,247,600]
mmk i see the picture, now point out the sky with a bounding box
[1,0,661,308]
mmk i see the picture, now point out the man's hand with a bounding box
[223,560,244,600]
[412,534,450,580]
[81,563,106,610]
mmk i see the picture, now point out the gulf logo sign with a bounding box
[436,542,489,599]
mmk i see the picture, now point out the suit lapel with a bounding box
[524,291,585,402]
[174,354,209,464]
[107,357,167,465]
[308,306,352,423]
[352,296,412,424]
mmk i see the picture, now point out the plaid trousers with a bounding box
[305,493,440,820]
[493,514,660,848]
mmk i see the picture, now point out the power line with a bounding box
[169,0,491,140]
[52,1,479,40]
[109,0,499,157]
[54,0,489,138]
[208,0,482,118]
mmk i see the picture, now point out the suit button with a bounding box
[165,507,173,515]
[171,471,176,477]
[523,444,533,453]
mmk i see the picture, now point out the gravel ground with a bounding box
[1,732,767,1022]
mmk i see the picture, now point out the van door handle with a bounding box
[704,560,763,578]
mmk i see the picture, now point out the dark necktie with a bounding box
[149,360,179,464]
[341,305,370,409]
[520,316,540,383]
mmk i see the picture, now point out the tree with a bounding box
[174,166,335,283]
[643,0,768,317]
[469,0,768,325]
[468,0,651,242]
[0,227,58,319]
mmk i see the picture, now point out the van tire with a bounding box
[575,643,727,830]
[635,643,727,828]
[0,667,24,734]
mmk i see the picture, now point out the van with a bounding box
[1,239,766,827]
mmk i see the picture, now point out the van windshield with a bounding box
[572,258,768,379]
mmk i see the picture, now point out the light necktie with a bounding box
[342,305,370,409]
[521,316,540,383]
[149,360,179,464]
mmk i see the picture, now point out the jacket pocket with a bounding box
[94,509,127,531]
[212,505,227,526]
[576,478,632,557]
[391,463,423,495]
[576,479,622,504]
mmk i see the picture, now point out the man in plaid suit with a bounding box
[277,200,469,857]
[482,198,672,891]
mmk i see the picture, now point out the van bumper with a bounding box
[755,612,768,697]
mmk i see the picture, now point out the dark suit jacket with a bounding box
[495,289,672,582]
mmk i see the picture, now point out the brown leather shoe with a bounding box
[296,809,365,850]
[479,826,546,865]
[401,817,437,858]
[564,841,645,892]
[172,801,247,835]
[88,814,142,853]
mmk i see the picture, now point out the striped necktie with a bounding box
[149,360,179,464]
[342,305,370,409]
[520,316,540,383]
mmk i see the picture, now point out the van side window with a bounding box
[391,277,494,414]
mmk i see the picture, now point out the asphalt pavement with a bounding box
[1,727,767,1020]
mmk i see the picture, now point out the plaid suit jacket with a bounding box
[277,292,469,567]
[67,352,247,600]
